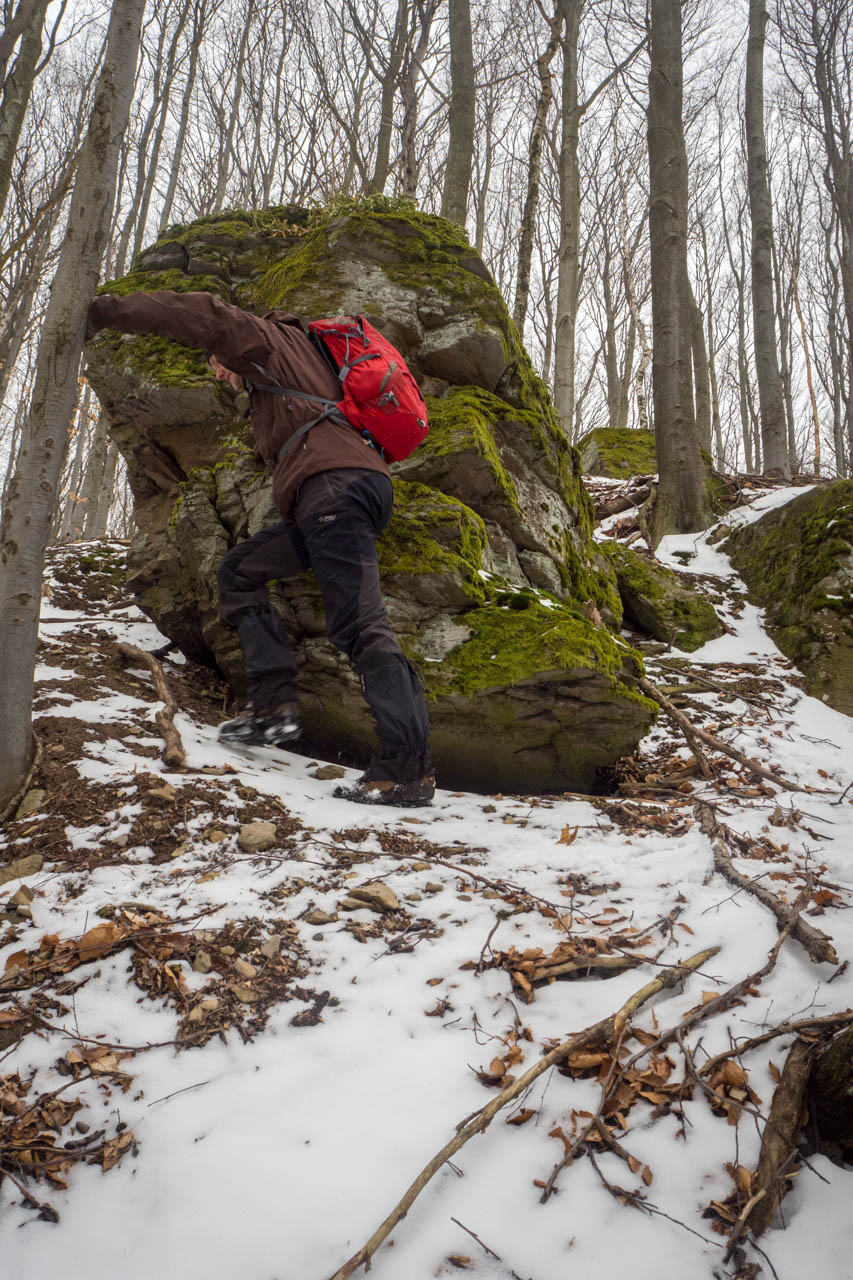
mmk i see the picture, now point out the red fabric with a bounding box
[309,317,429,462]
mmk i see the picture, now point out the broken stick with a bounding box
[741,1038,813,1240]
[635,674,798,791]
[324,947,718,1280]
[116,642,186,768]
[697,803,837,965]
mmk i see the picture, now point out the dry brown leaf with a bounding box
[447,1257,473,1269]
[506,1108,536,1126]
[558,825,578,845]
[100,1129,134,1171]
[78,922,121,963]
[3,950,28,974]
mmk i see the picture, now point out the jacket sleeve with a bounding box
[87,290,274,373]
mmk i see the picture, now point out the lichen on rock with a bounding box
[85,199,657,791]
[577,427,658,478]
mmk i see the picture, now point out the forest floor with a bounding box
[0,482,851,1280]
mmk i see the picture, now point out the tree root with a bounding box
[324,947,718,1280]
[696,803,838,965]
[116,642,186,768]
[0,730,43,825]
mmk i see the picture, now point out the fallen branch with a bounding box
[698,1012,853,1080]
[324,947,718,1280]
[697,803,838,965]
[635,674,798,791]
[116,642,186,768]
[741,1038,813,1239]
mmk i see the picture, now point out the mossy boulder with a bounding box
[808,1024,853,1165]
[604,541,725,652]
[723,481,853,714]
[577,427,657,478]
[85,197,656,791]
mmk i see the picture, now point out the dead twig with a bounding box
[324,947,718,1280]
[635,674,799,791]
[116,642,186,768]
[741,1039,813,1239]
[698,1012,853,1080]
[697,803,838,964]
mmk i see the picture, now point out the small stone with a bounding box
[112,834,129,848]
[146,784,177,803]
[200,996,219,1011]
[170,843,188,860]
[237,821,276,853]
[457,894,472,901]
[193,951,213,973]
[14,789,46,821]
[312,765,346,780]
[187,1004,205,1023]
[219,946,236,956]
[233,958,257,979]
[9,886,34,907]
[411,862,431,871]
[404,894,422,903]
[197,870,220,883]
[482,804,497,813]
[312,932,324,941]
[339,897,369,912]
[347,883,400,913]
[14,905,32,920]
[304,909,336,926]
[230,984,262,1004]
[482,891,502,900]
[206,828,229,844]
[260,936,281,958]
[424,882,443,894]
[0,854,43,889]
[75,1121,90,1134]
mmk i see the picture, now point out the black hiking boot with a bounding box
[333,772,435,808]
[218,701,301,749]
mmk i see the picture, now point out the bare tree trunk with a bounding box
[646,0,710,542]
[441,0,475,227]
[699,221,724,466]
[552,0,582,435]
[792,270,822,473]
[368,0,408,194]
[689,280,712,453]
[159,0,209,233]
[212,0,254,211]
[0,0,49,222]
[400,0,437,197]
[0,0,145,809]
[513,6,561,332]
[90,441,120,537]
[746,0,789,476]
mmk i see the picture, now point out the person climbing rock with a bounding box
[86,289,434,807]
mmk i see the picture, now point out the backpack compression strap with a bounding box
[244,364,346,465]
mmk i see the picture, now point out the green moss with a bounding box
[378,480,488,603]
[97,268,231,300]
[577,427,658,478]
[603,540,723,651]
[421,387,519,510]
[724,480,853,676]
[428,597,652,711]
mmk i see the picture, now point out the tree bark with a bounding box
[747,1,789,476]
[368,0,409,194]
[552,0,582,437]
[0,0,49,223]
[440,0,475,227]
[0,0,145,809]
[689,280,712,454]
[809,1023,853,1165]
[646,0,710,542]
[513,6,561,332]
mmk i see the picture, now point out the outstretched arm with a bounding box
[87,290,275,373]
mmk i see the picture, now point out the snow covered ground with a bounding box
[1,489,851,1280]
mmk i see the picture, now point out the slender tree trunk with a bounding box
[699,222,724,466]
[90,441,120,537]
[441,0,475,227]
[689,280,712,453]
[159,0,208,233]
[792,271,822,474]
[0,0,145,808]
[646,0,710,542]
[212,0,254,211]
[745,0,789,476]
[369,0,408,194]
[513,7,561,332]
[400,0,437,198]
[0,0,49,222]
[552,0,582,436]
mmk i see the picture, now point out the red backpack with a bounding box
[252,315,429,465]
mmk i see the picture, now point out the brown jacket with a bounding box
[88,290,390,518]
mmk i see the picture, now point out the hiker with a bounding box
[86,289,434,807]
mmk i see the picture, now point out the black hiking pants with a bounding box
[217,468,431,781]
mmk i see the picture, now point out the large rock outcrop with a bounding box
[723,480,853,714]
[86,199,656,791]
[604,542,725,652]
